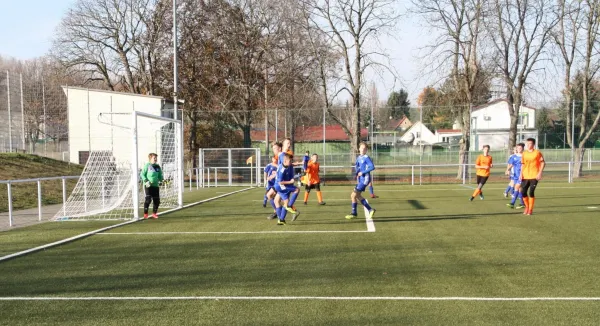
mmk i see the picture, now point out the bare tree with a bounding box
[486,0,557,149]
[52,0,165,94]
[304,0,400,158]
[555,0,600,177]
[411,0,485,178]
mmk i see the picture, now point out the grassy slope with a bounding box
[0,154,83,212]
[0,184,599,324]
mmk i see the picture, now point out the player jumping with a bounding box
[274,153,300,225]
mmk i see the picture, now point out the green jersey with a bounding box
[141,163,164,187]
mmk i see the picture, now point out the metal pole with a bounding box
[228,149,232,186]
[132,111,140,219]
[37,180,42,221]
[275,108,278,140]
[265,68,269,158]
[20,73,25,151]
[323,105,326,181]
[7,183,13,227]
[173,0,183,208]
[571,99,575,182]
[42,75,47,154]
[7,71,12,152]
[62,177,67,217]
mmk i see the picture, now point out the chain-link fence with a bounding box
[0,70,68,161]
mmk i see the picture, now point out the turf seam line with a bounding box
[99,231,372,235]
[0,187,254,263]
[1,296,600,301]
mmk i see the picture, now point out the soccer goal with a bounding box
[55,111,183,220]
[199,148,261,187]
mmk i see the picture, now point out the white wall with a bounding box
[400,121,437,145]
[472,101,535,130]
[65,87,167,167]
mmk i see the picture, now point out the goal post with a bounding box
[55,111,183,220]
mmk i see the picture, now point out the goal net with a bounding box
[55,111,182,220]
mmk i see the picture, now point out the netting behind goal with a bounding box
[55,112,181,220]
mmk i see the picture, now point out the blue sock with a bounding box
[361,199,372,211]
[369,185,374,195]
[518,192,525,205]
[510,193,517,205]
[289,192,298,207]
[505,185,512,194]
[270,199,276,210]
[351,203,357,215]
[263,194,268,206]
[280,208,287,221]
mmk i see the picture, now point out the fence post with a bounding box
[7,183,13,227]
[228,149,232,186]
[189,169,192,192]
[215,167,218,187]
[83,176,88,212]
[196,168,199,189]
[206,168,210,188]
[62,177,67,217]
[411,165,414,186]
[462,164,466,185]
[37,179,42,221]
[568,161,572,183]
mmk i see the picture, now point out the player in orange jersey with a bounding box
[470,145,493,201]
[519,138,545,216]
[302,153,326,205]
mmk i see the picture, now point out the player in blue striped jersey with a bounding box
[506,143,526,209]
[345,142,376,219]
[274,153,300,225]
[263,156,278,208]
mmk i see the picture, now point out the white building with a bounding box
[64,87,180,165]
[400,121,438,145]
[470,99,537,150]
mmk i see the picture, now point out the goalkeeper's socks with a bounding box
[351,202,358,215]
[369,185,374,195]
[361,199,372,211]
[270,199,277,210]
[288,192,299,207]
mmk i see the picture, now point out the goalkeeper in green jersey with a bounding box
[140,153,164,219]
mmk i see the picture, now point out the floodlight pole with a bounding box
[173,0,183,206]
[132,111,140,219]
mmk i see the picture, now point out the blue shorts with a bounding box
[511,176,521,185]
[265,184,275,192]
[354,174,371,192]
[275,184,297,201]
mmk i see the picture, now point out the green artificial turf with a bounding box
[1,183,599,325]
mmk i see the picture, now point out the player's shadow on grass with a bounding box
[373,211,524,223]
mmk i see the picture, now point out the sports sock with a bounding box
[472,189,480,197]
[361,199,372,211]
[263,194,268,206]
[510,193,517,205]
[518,192,525,205]
[316,191,323,203]
[523,197,529,210]
[270,199,276,210]
[505,185,512,194]
[351,202,358,215]
[369,185,374,195]
[276,206,282,219]
[280,208,288,220]
[304,192,309,203]
[289,192,298,207]
[529,197,535,212]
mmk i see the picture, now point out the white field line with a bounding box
[99,230,371,235]
[1,296,599,301]
[314,184,600,193]
[0,188,254,263]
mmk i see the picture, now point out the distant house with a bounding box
[399,121,437,145]
[385,116,412,132]
[435,129,462,146]
[470,99,538,150]
[250,125,368,143]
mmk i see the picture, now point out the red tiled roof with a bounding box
[250,125,369,142]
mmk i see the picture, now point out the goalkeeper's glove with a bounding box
[144,181,151,188]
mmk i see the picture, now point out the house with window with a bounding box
[470,99,537,150]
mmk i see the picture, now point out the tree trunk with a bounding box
[573,147,586,178]
[242,124,251,148]
[188,113,198,169]
[508,112,519,149]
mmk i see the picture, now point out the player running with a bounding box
[266,142,282,220]
[274,153,300,225]
[506,143,526,209]
[520,138,545,216]
[470,145,493,201]
[263,156,278,208]
[345,142,376,220]
[302,153,325,205]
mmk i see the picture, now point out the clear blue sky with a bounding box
[0,0,74,60]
